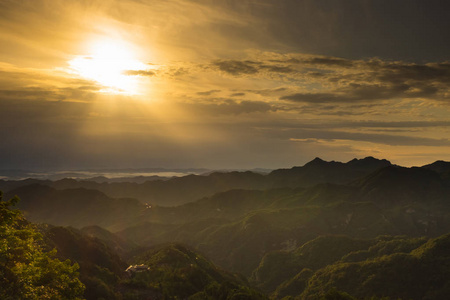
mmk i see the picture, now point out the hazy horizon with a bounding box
[1,155,448,181]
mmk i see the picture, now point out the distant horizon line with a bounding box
[1,156,449,181]
[2,155,450,172]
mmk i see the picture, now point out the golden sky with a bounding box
[1,0,450,170]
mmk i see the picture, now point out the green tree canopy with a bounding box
[0,191,85,299]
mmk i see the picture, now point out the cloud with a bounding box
[162,67,190,78]
[251,119,450,132]
[300,106,378,116]
[0,63,103,102]
[280,129,450,147]
[276,58,450,103]
[213,60,259,75]
[369,62,450,91]
[122,70,156,76]
[259,65,295,73]
[211,59,296,76]
[178,99,276,115]
[206,53,450,105]
[0,85,99,103]
[276,56,354,68]
[197,89,221,96]
[246,87,289,96]
[306,56,355,67]
[339,120,450,129]
[280,83,412,103]
[281,92,346,103]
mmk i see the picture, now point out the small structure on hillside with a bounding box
[125,264,150,277]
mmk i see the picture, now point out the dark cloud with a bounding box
[300,105,373,116]
[340,120,450,129]
[197,89,221,96]
[259,65,295,73]
[213,60,259,75]
[280,83,412,103]
[268,56,354,68]
[281,92,343,103]
[212,59,296,76]
[208,56,449,105]
[278,59,450,103]
[230,92,245,97]
[277,129,450,147]
[306,57,354,67]
[246,87,288,96]
[370,62,450,85]
[209,53,450,104]
[306,71,327,78]
[256,119,450,131]
[122,70,156,76]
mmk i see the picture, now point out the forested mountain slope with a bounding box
[2,157,450,299]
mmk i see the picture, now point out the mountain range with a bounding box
[2,156,450,299]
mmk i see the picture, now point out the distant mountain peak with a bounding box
[347,157,391,167]
[304,157,392,168]
[361,156,377,161]
[304,157,326,166]
[422,160,450,174]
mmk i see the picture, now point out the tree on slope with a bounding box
[0,191,85,299]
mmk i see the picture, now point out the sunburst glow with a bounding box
[69,39,148,94]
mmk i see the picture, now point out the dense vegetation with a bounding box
[0,192,84,299]
[0,191,266,299]
[2,157,450,299]
[124,243,267,299]
[298,234,450,300]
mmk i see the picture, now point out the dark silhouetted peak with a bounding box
[346,157,391,168]
[421,160,450,174]
[355,165,447,206]
[312,157,325,163]
[269,157,394,188]
[303,158,345,171]
[304,157,326,167]
[358,165,442,188]
[303,157,345,170]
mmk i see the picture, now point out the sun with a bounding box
[69,38,148,94]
